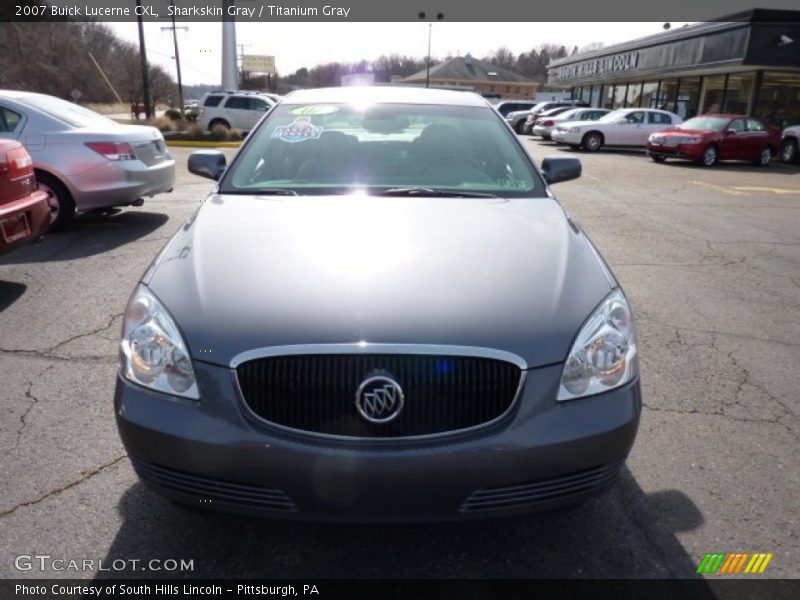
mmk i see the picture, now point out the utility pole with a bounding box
[135,0,152,118]
[161,0,187,117]
[425,23,432,88]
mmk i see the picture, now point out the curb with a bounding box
[165,140,242,148]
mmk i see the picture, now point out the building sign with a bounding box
[551,51,640,82]
[242,55,276,73]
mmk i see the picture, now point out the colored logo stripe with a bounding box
[697,552,773,574]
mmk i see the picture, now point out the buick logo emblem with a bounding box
[355,375,404,424]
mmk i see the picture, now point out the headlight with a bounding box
[678,136,702,144]
[120,284,199,399]
[558,289,638,401]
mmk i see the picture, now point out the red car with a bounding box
[0,140,50,254]
[646,114,782,167]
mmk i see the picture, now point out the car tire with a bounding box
[581,132,603,152]
[542,134,551,141]
[780,138,797,164]
[698,144,718,167]
[651,155,666,163]
[755,146,772,167]
[35,171,75,230]
[515,121,526,134]
[209,119,231,131]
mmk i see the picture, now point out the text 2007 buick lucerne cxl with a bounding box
[115,87,641,521]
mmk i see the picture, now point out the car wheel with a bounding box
[35,171,75,230]
[542,134,551,141]
[651,155,666,163]
[581,132,603,152]
[755,146,772,167]
[780,138,797,164]
[698,144,718,167]
[515,121,526,134]
[209,119,231,131]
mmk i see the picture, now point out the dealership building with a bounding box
[546,9,800,128]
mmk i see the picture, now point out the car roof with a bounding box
[0,89,45,100]
[282,86,490,107]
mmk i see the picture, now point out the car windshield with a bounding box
[678,116,730,131]
[22,95,115,128]
[222,102,543,197]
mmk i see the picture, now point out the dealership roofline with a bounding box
[548,9,800,68]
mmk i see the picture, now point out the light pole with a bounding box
[222,0,239,90]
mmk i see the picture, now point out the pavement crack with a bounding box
[0,455,126,518]
[7,365,54,456]
[0,312,123,361]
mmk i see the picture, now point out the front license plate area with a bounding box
[1,213,31,243]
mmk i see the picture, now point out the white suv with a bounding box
[198,91,275,132]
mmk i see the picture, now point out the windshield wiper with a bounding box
[373,187,498,198]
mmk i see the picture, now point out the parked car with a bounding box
[781,124,799,163]
[198,90,275,131]
[646,115,782,167]
[532,108,611,140]
[115,86,641,521]
[494,100,538,117]
[552,108,682,151]
[0,91,175,229]
[505,100,589,133]
[521,106,573,134]
[0,140,50,254]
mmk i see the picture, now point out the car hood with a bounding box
[144,194,614,368]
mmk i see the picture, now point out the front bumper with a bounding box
[115,361,641,522]
[646,143,703,161]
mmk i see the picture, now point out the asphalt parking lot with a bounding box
[1,141,798,581]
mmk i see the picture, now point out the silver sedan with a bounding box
[0,91,175,228]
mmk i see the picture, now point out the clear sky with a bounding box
[108,22,690,86]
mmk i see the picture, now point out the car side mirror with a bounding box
[724,129,737,135]
[188,150,227,181]
[541,157,582,185]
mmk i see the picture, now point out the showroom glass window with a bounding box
[590,85,603,107]
[602,85,615,109]
[677,77,702,119]
[655,79,678,111]
[626,82,643,107]
[754,71,800,128]
[613,84,627,108]
[640,82,659,109]
[724,72,755,114]
[701,75,727,114]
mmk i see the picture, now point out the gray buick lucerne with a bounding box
[115,86,641,521]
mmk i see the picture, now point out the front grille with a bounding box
[236,354,522,438]
[460,460,625,513]
[131,456,297,512]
